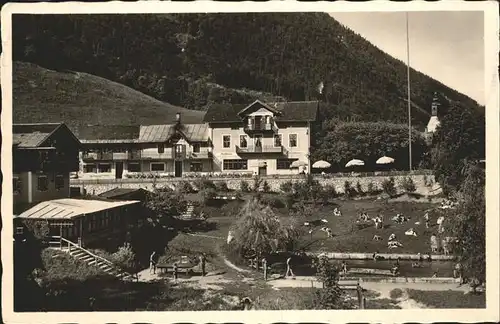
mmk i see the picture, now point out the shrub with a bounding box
[390,288,404,300]
[323,184,337,198]
[177,181,194,193]
[262,180,271,193]
[343,181,355,198]
[196,178,216,191]
[260,196,285,208]
[366,181,377,195]
[240,180,250,192]
[399,177,416,193]
[355,181,364,196]
[284,194,295,209]
[201,187,217,204]
[280,180,294,194]
[292,181,309,199]
[215,181,229,192]
[252,176,263,192]
[382,177,397,196]
[234,190,243,200]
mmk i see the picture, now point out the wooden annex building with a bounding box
[15,198,141,247]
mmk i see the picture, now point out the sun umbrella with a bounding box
[345,159,364,168]
[376,156,395,165]
[312,160,331,169]
[290,160,307,168]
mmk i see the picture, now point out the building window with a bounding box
[223,159,248,170]
[16,227,24,235]
[13,177,21,194]
[277,158,298,170]
[190,162,203,172]
[223,135,231,148]
[193,143,201,153]
[55,175,65,190]
[240,135,248,148]
[128,162,141,172]
[274,134,282,147]
[98,164,111,173]
[151,163,165,172]
[158,144,165,154]
[37,175,48,192]
[289,134,298,147]
[84,164,97,173]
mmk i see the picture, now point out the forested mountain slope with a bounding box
[12,13,482,128]
[12,62,205,132]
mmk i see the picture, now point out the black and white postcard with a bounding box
[1,1,499,323]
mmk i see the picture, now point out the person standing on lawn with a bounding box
[149,251,157,275]
[173,262,178,281]
[454,262,463,285]
[262,257,268,281]
[285,255,295,278]
[200,254,206,277]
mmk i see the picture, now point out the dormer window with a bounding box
[265,116,271,124]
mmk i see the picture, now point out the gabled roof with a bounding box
[72,125,140,142]
[16,198,140,220]
[13,123,80,148]
[139,124,209,143]
[98,187,152,200]
[203,101,319,123]
[237,99,282,117]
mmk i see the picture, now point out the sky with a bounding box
[329,11,485,105]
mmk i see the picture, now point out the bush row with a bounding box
[167,175,417,198]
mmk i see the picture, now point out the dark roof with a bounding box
[98,188,151,200]
[237,100,281,117]
[13,123,75,148]
[72,125,141,141]
[139,124,210,143]
[203,100,319,123]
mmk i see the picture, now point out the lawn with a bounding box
[406,289,486,309]
[303,198,441,254]
[187,193,441,255]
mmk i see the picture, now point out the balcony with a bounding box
[112,152,129,160]
[140,151,174,160]
[81,152,113,160]
[236,145,283,154]
[244,123,278,133]
[188,151,212,160]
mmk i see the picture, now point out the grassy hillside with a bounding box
[12,13,481,128]
[12,62,205,133]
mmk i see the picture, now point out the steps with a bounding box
[176,203,196,220]
[57,238,136,281]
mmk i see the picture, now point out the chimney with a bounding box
[175,112,181,124]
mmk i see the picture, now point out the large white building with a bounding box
[78,100,319,178]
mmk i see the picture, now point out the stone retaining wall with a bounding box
[307,252,455,261]
[72,174,437,196]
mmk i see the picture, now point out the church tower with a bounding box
[426,92,441,134]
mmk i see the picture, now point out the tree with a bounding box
[229,198,303,260]
[145,187,187,227]
[447,163,485,283]
[431,101,485,194]
[110,243,140,280]
[312,256,345,309]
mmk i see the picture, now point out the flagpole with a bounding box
[406,12,412,172]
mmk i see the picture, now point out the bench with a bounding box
[156,263,196,275]
[338,280,361,290]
